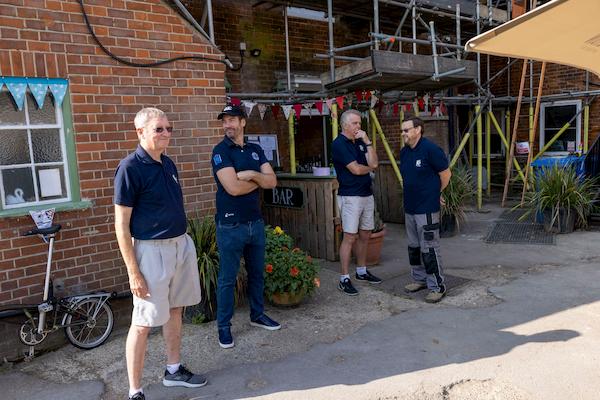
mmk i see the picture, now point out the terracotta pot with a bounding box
[271,291,305,307]
[366,227,386,266]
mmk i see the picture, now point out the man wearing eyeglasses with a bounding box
[114,108,206,400]
[211,104,281,350]
[399,116,451,303]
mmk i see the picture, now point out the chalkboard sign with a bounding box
[264,186,304,209]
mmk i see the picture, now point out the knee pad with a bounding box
[408,246,421,265]
[421,248,439,275]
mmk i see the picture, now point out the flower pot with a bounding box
[270,291,305,307]
[440,213,457,238]
[543,208,575,234]
[366,227,386,266]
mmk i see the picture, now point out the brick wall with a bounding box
[0,0,225,304]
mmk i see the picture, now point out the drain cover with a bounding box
[485,221,555,245]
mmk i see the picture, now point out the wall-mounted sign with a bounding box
[264,186,304,209]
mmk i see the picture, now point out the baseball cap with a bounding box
[218,105,247,120]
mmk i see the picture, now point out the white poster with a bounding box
[39,168,63,197]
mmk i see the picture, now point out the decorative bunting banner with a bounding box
[47,78,68,108]
[440,101,448,116]
[315,100,324,115]
[423,93,430,111]
[257,104,267,120]
[393,103,399,116]
[302,102,314,117]
[292,103,302,119]
[27,78,49,109]
[335,96,345,110]
[271,104,280,119]
[355,90,363,102]
[230,97,241,106]
[281,105,293,120]
[0,77,69,111]
[3,77,28,110]
[325,98,335,111]
[365,90,372,101]
[370,94,378,109]
[242,101,256,117]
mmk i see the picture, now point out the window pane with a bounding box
[544,105,576,129]
[36,165,67,201]
[0,130,31,165]
[547,128,577,152]
[0,91,26,125]
[31,129,63,163]
[27,92,56,125]
[2,167,36,206]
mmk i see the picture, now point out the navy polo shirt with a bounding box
[331,135,372,196]
[114,145,187,240]
[399,137,449,214]
[212,136,268,224]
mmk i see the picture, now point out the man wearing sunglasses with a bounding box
[114,108,206,400]
[399,116,451,303]
[211,104,280,350]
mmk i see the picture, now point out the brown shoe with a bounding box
[425,290,446,303]
[404,282,427,293]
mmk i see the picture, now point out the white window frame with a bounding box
[539,99,582,156]
[0,89,72,209]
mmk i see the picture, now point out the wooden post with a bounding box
[489,112,526,183]
[521,61,546,205]
[501,59,529,207]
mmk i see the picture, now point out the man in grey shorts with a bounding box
[399,116,451,303]
[114,108,206,400]
[331,109,382,296]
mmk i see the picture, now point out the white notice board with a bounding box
[246,134,280,168]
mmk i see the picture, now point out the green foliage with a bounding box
[520,164,599,229]
[191,314,206,325]
[187,216,220,317]
[441,165,475,228]
[263,226,320,301]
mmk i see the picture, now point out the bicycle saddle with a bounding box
[22,224,62,236]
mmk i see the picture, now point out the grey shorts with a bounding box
[337,195,375,234]
[132,233,201,327]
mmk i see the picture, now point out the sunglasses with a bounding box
[154,126,173,133]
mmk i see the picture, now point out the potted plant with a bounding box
[441,165,475,237]
[185,215,246,322]
[264,226,320,306]
[520,164,599,233]
[366,209,386,265]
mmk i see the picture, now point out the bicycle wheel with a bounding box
[64,298,114,349]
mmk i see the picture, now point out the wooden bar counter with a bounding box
[261,173,339,261]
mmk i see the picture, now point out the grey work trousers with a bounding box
[405,212,445,292]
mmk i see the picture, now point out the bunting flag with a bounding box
[292,103,302,119]
[370,94,378,109]
[433,105,442,117]
[257,104,267,120]
[281,105,293,120]
[417,97,425,111]
[325,98,335,111]
[271,104,280,119]
[230,97,241,106]
[47,78,68,108]
[242,101,256,118]
[423,93,430,111]
[3,77,28,110]
[393,103,399,116]
[27,78,49,109]
[404,103,412,112]
[315,100,324,115]
[365,90,372,101]
[440,101,448,115]
[302,102,314,117]
[335,96,344,110]
[1,77,70,111]
[355,90,363,102]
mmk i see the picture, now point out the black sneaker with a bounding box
[338,278,359,296]
[218,327,235,349]
[162,365,208,388]
[129,392,145,400]
[355,270,382,284]
[250,314,281,331]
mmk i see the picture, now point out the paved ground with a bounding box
[2,202,600,400]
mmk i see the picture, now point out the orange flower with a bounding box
[265,264,273,273]
[290,266,299,277]
[292,247,300,253]
[281,246,289,252]
[306,255,312,263]
[313,277,320,287]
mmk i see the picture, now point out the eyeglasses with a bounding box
[154,126,173,133]
[401,127,414,133]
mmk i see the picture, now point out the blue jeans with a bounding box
[216,219,265,329]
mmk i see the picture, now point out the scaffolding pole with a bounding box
[289,113,296,175]
[369,109,402,184]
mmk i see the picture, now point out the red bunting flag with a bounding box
[315,100,324,115]
[364,91,372,101]
[231,97,241,106]
[271,105,280,119]
[355,90,363,102]
[440,101,447,115]
[393,103,399,116]
[336,96,344,110]
[417,97,425,111]
[293,103,302,119]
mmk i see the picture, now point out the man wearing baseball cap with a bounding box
[211,104,281,349]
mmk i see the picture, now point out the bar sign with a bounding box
[264,187,304,209]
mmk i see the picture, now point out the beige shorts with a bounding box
[132,233,201,327]
[337,195,375,234]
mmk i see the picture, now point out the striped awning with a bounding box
[0,77,68,110]
[465,0,600,76]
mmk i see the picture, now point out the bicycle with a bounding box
[0,223,115,358]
